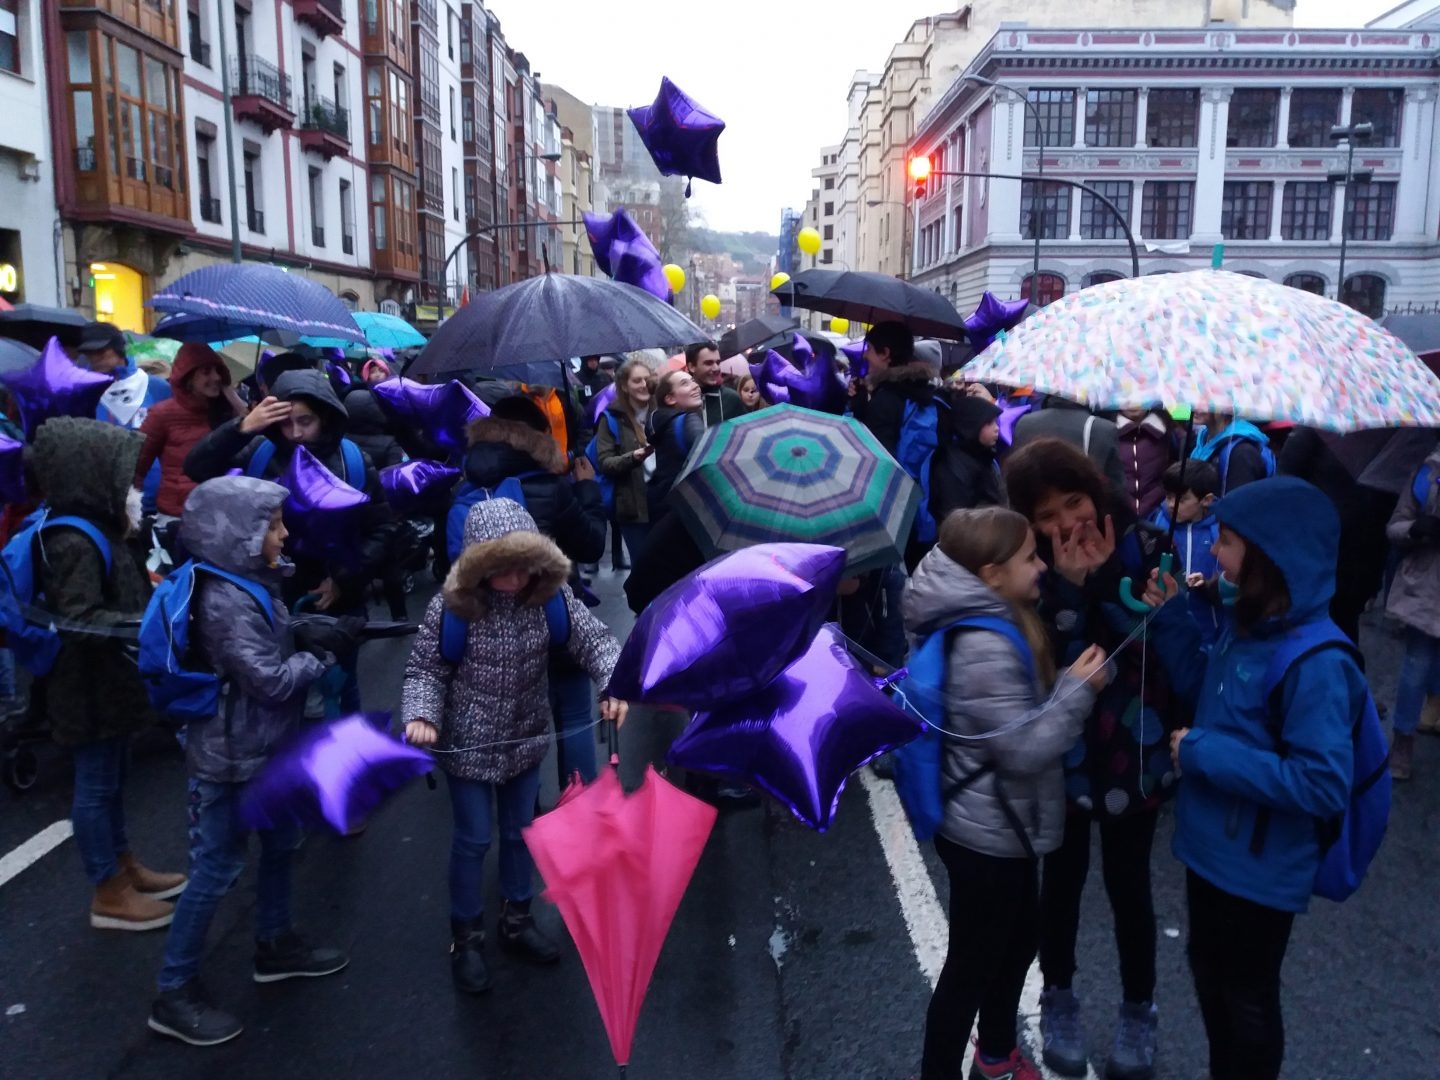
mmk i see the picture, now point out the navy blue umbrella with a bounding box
[148,264,365,345]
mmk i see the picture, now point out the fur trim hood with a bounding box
[866,360,939,392]
[443,497,571,620]
[464,416,566,475]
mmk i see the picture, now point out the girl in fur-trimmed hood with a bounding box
[401,497,626,990]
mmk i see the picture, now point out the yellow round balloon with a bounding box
[770,272,791,291]
[700,294,721,320]
[663,264,686,294]
[797,227,822,256]
[830,317,850,335]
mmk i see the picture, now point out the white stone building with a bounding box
[0,0,59,306]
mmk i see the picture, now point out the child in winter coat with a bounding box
[149,476,354,1047]
[904,508,1109,1080]
[402,498,626,995]
[1149,460,1223,644]
[1190,411,1275,495]
[1142,476,1364,1080]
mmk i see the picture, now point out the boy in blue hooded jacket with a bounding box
[1141,477,1365,1080]
[1190,411,1275,496]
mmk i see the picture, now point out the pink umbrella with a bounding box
[719,355,749,378]
[524,766,716,1075]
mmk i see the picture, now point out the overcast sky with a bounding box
[485,0,1402,234]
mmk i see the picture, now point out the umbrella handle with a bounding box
[1119,553,1176,614]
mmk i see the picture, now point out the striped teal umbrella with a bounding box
[670,404,918,574]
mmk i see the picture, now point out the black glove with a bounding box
[292,615,367,664]
[1409,515,1440,545]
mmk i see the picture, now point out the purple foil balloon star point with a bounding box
[379,459,461,515]
[0,337,113,440]
[371,377,489,455]
[584,208,672,303]
[627,77,725,193]
[964,292,1030,354]
[280,444,371,562]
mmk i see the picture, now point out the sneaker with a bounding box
[497,901,560,965]
[969,1047,1042,1080]
[1039,987,1090,1077]
[450,920,492,995]
[119,851,188,901]
[1106,1001,1158,1080]
[253,931,349,983]
[91,874,174,931]
[148,981,243,1047]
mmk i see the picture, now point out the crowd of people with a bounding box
[0,317,1422,1080]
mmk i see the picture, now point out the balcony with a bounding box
[199,197,222,224]
[342,233,354,255]
[298,96,351,159]
[232,57,293,134]
[247,207,266,234]
[312,225,326,247]
[293,0,344,38]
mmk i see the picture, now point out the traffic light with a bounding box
[908,154,932,199]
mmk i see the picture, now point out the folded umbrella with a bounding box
[772,269,969,340]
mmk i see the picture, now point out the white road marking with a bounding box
[859,769,1099,1079]
[0,819,73,889]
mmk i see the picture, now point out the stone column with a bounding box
[1396,85,1436,241]
[1135,88,1149,149]
[1193,85,1233,243]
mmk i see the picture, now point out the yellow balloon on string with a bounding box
[797,227,822,256]
[830,317,850,335]
[700,294,721,319]
[770,272,790,291]
[663,264,686,293]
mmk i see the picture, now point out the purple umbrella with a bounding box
[148,263,366,344]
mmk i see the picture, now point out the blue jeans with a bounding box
[620,522,651,568]
[1393,626,1440,736]
[550,667,598,784]
[157,779,300,991]
[71,736,130,884]
[447,766,541,922]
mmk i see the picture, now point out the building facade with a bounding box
[543,82,596,279]
[908,26,1440,317]
[0,1,59,308]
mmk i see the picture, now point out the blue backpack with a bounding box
[1214,435,1276,495]
[895,397,948,545]
[1410,462,1437,508]
[446,470,548,562]
[137,561,275,721]
[890,615,1035,844]
[585,414,620,517]
[247,438,366,487]
[1252,619,1390,902]
[439,591,571,663]
[0,513,113,677]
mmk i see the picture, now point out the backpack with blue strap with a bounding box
[1251,619,1390,902]
[0,512,113,677]
[889,615,1036,846]
[894,395,950,546]
[1411,462,1437,509]
[246,439,366,487]
[446,471,549,563]
[439,590,571,663]
[1214,435,1276,495]
[585,413,620,517]
[137,561,276,721]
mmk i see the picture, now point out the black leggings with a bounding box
[1187,870,1295,1080]
[1039,809,1158,1004]
[921,837,1038,1079]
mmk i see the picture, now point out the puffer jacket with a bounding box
[1385,444,1440,638]
[179,476,328,783]
[904,547,1095,858]
[402,499,621,783]
[31,418,155,746]
[1115,411,1174,520]
[595,404,650,524]
[136,343,239,516]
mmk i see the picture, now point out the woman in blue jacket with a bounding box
[1142,477,1363,1080]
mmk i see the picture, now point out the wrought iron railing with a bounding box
[301,96,349,140]
[233,56,291,111]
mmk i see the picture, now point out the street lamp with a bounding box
[1327,121,1374,309]
[865,198,913,280]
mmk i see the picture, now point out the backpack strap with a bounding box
[339,439,366,487]
[542,591,571,647]
[1412,463,1434,509]
[246,440,278,479]
[194,564,275,626]
[671,414,689,453]
[438,592,571,666]
[42,516,113,575]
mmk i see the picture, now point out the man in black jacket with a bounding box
[686,342,745,427]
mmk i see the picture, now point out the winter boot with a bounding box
[450,919,492,994]
[1106,1001,1158,1080]
[1391,732,1415,781]
[498,899,560,965]
[1039,987,1089,1077]
[1419,696,1440,735]
[91,873,175,931]
[253,931,349,983]
[148,980,243,1046]
[119,851,188,900]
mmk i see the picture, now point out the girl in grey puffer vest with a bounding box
[902,508,1108,1079]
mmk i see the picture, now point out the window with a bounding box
[1025,88,1075,148]
[1345,181,1397,241]
[186,0,209,67]
[823,202,833,217]
[243,148,263,233]
[1080,180,1132,240]
[340,178,355,255]
[1284,272,1326,295]
[0,0,20,75]
[1020,273,1066,306]
[195,130,220,223]
[308,166,325,246]
[1281,182,1332,241]
[1020,181,1071,239]
[333,63,346,110]
[822,249,833,263]
[446,5,455,60]
[824,177,834,190]
[1351,88,1403,148]
[1341,273,1386,319]
[1222,181,1272,240]
[1145,89,1199,148]
[371,175,387,250]
[1083,271,1124,289]
[67,32,96,172]
[1227,89,1280,148]
[452,166,460,221]
[823,224,833,240]
[1287,89,1341,148]
[1141,181,1193,240]
[1084,89,1137,148]
[366,66,382,147]
[449,86,456,141]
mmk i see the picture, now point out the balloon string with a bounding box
[412,714,611,755]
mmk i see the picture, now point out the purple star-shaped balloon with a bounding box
[997,401,1032,447]
[667,624,922,832]
[627,77,725,196]
[379,459,461,515]
[371,377,490,455]
[839,339,868,381]
[280,444,371,563]
[589,382,617,425]
[0,337,113,440]
[964,292,1030,354]
[749,336,846,414]
[584,207,672,303]
[0,432,25,504]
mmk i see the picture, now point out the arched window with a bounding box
[1284,272,1326,296]
[339,290,360,312]
[1020,273,1066,306]
[1236,269,1267,279]
[1082,271,1123,289]
[1341,274,1387,319]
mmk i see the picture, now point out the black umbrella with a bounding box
[0,304,89,349]
[1322,426,1439,495]
[408,274,706,380]
[718,315,798,358]
[0,338,39,376]
[771,269,969,340]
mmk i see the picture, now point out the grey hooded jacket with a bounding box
[903,546,1096,858]
[178,476,328,784]
[401,498,621,783]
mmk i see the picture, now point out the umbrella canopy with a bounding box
[0,337,39,376]
[669,404,919,574]
[1321,426,1440,495]
[149,264,366,345]
[772,269,969,340]
[718,315,798,358]
[523,765,716,1071]
[718,354,750,378]
[0,296,13,311]
[0,304,89,349]
[352,310,426,350]
[963,270,1440,432]
[123,332,182,366]
[408,274,706,379]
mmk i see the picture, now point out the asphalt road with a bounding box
[1,562,1437,1080]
